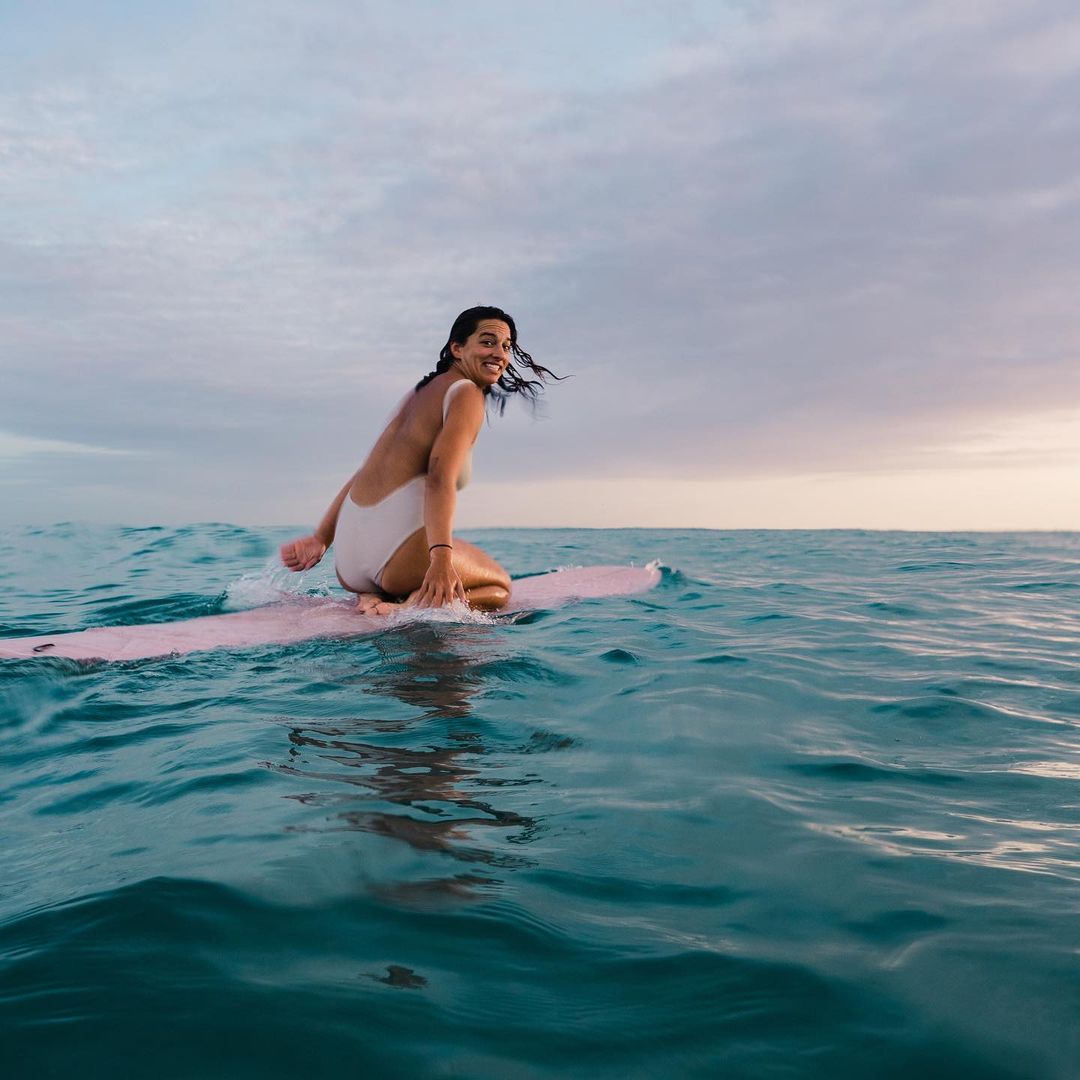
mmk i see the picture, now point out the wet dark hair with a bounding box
[415,305,561,414]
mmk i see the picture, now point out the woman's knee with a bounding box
[453,540,510,590]
[457,563,509,593]
[488,565,511,591]
[466,584,510,612]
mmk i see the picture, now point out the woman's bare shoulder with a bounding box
[442,377,485,413]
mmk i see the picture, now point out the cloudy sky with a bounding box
[2,0,1078,529]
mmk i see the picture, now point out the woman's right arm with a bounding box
[280,472,357,572]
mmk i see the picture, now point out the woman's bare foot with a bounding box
[355,590,421,616]
[356,592,390,615]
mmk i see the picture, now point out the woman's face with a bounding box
[450,320,512,387]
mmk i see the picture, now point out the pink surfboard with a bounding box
[0,564,660,662]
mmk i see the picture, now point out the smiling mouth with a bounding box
[482,361,503,374]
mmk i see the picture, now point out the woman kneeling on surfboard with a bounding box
[280,306,559,615]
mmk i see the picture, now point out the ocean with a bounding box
[1,526,1077,1078]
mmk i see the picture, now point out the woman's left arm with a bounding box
[414,385,485,606]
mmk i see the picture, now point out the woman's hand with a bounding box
[415,548,468,608]
[280,534,327,572]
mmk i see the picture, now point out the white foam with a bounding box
[385,600,497,628]
[223,560,334,611]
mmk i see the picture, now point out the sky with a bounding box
[1,0,1078,530]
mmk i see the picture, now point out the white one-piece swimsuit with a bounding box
[334,379,473,593]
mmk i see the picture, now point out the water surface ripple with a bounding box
[1,526,1078,1078]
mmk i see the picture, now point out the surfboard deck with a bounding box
[0,564,660,662]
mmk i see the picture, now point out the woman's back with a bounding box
[350,375,475,506]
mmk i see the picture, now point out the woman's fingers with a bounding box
[414,566,468,609]
[281,536,325,573]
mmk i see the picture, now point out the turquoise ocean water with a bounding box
[1,526,1078,1078]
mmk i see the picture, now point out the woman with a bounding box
[280,306,558,615]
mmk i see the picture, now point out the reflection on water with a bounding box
[354,622,491,722]
[269,623,540,902]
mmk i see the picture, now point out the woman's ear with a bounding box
[449,341,462,360]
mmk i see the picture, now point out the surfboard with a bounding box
[0,564,660,662]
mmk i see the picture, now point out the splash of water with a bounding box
[223,559,334,611]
